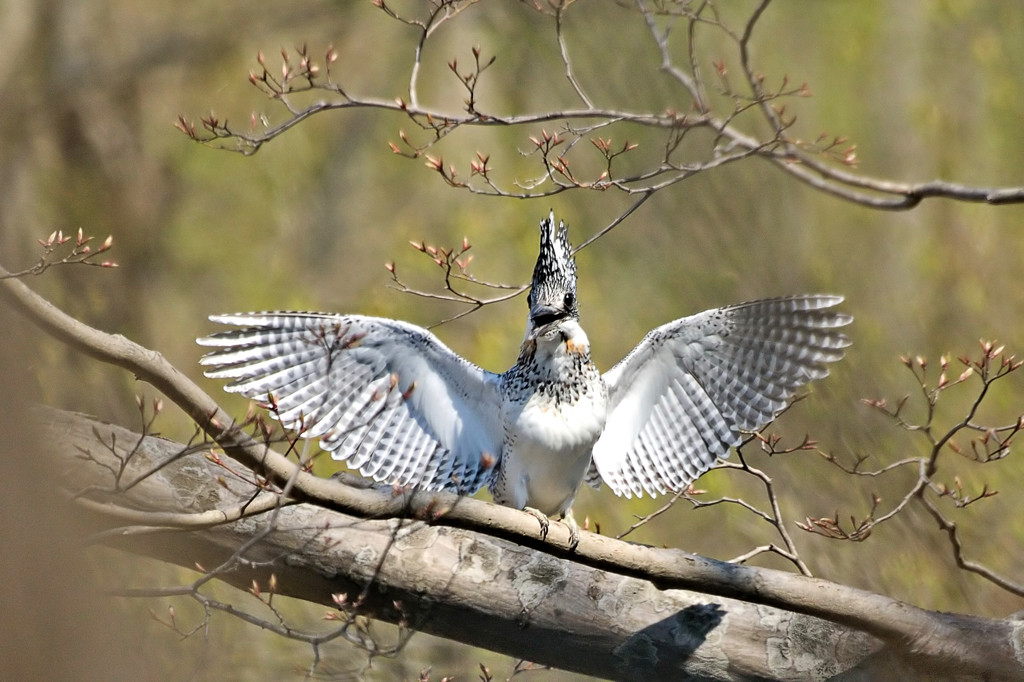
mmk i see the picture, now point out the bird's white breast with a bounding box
[501,388,607,516]
[497,323,608,516]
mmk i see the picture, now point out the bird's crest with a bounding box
[528,211,578,317]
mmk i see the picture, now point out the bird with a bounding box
[197,212,851,548]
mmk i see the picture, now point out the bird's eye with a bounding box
[563,292,575,308]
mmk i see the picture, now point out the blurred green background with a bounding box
[3,1,1024,679]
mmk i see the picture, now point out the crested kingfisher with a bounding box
[198,212,851,547]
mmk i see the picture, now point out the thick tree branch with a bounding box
[41,406,1011,681]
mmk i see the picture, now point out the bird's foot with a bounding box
[524,506,551,541]
[563,509,581,551]
[523,507,581,551]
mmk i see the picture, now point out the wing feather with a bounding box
[198,312,503,495]
[390,417,434,486]
[592,295,850,497]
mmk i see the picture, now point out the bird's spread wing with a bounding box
[590,295,851,498]
[197,312,504,495]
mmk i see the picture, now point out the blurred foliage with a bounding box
[3,0,1024,678]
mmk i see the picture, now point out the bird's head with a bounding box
[526,211,579,339]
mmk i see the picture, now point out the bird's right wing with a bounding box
[198,312,504,495]
[591,295,851,498]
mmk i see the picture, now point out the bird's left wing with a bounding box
[198,312,504,495]
[590,295,851,498]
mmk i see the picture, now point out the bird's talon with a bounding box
[524,507,551,541]
[565,509,581,551]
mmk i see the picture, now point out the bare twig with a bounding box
[176,4,1023,216]
[0,229,116,279]
[803,344,1024,597]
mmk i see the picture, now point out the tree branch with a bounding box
[178,2,1024,219]
[41,405,1022,681]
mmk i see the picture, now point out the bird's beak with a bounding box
[530,303,565,329]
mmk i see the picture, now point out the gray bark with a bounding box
[42,407,1010,681]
